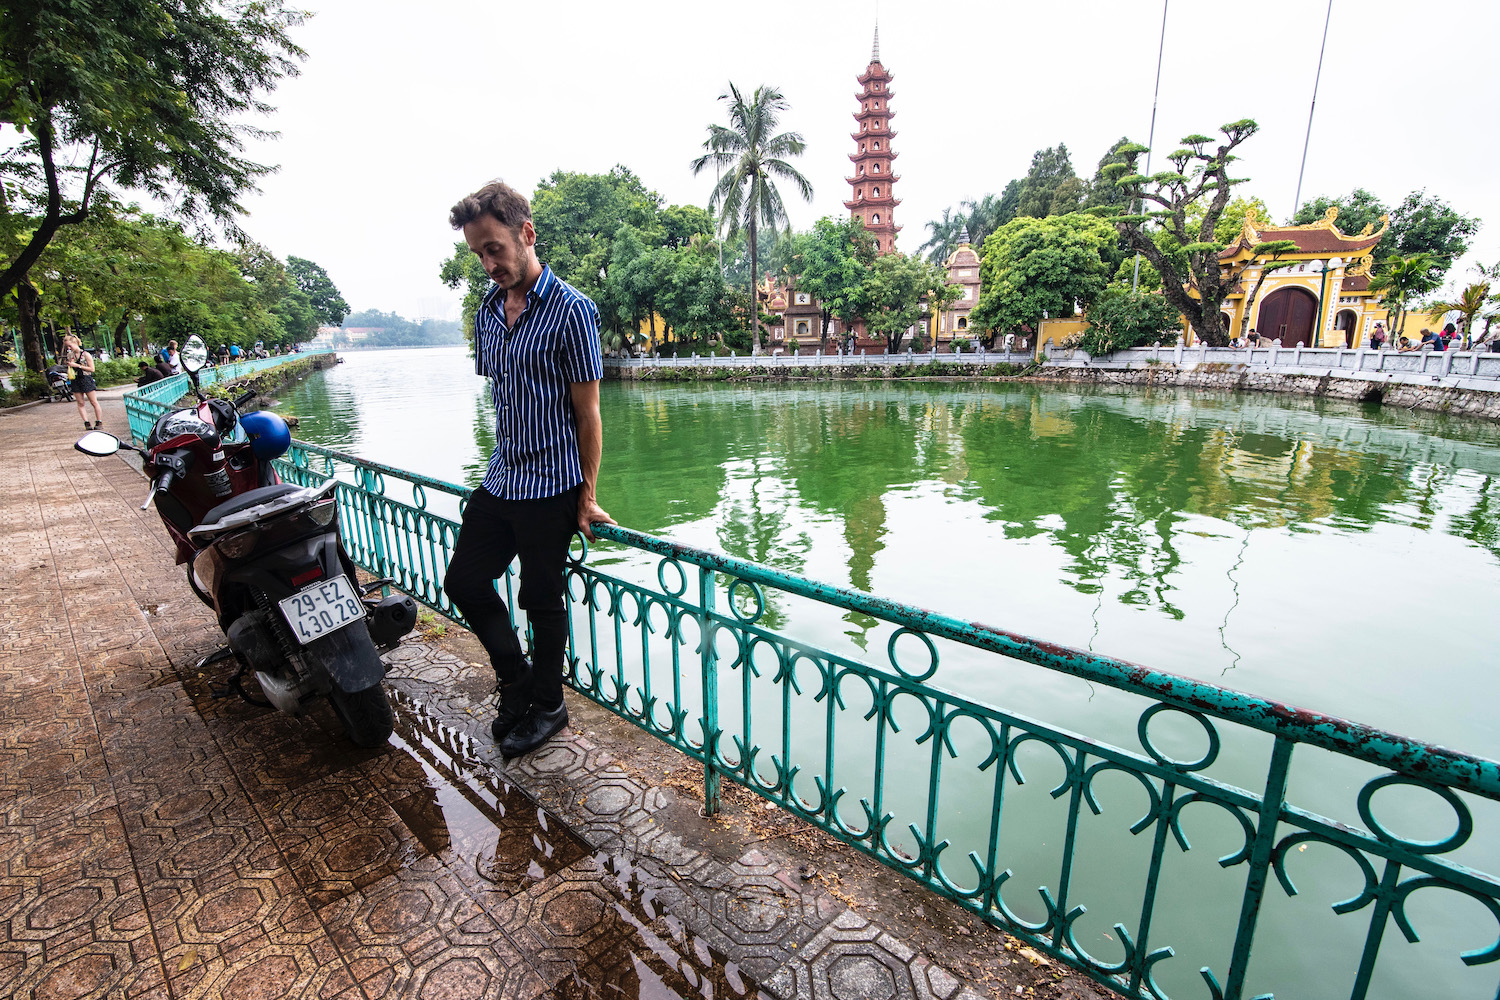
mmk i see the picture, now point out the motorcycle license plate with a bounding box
[278,575,366,645]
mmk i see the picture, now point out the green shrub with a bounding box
[92,357,147,387]
[1081,288,1180,355]
[950,337,972,353]
[0,369,48,407]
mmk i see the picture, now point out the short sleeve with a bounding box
[559,297,604,383]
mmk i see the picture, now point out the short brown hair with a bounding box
[450,180,531,231]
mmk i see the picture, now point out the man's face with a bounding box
[464,216,534,292]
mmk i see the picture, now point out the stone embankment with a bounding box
[201,351,338,402]
[1031,363,1500,420]
[606,357,1500,421]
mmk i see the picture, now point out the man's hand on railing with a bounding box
[578,497,615,542]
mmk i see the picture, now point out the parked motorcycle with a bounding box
[74,335,416,746]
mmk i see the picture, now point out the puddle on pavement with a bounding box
[387,688,590,894]
[388,690,768,999]
[549,852,764,999]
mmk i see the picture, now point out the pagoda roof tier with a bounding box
[845,176,901,186]
[857,67,893,85]
[844,198,902,210]
[848,150,900,162]
[851,101,897,116]
[850,129,898,142]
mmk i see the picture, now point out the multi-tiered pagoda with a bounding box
[844,26,900,254]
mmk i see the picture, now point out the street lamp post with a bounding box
[1313,257,1343,348]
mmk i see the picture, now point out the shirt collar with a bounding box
[483,264,555,318]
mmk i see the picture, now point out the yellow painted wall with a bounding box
[1037,318,1088,356]
[635,313,671,344]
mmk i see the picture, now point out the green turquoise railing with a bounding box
[122,351,333,446]
[115,382,1500,1000]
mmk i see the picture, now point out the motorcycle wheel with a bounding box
[328,685,393,747]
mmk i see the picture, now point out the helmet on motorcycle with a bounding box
[239,410,291,461]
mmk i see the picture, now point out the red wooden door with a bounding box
[1256,289,1317,347]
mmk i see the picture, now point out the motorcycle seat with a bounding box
[201,484,303,526]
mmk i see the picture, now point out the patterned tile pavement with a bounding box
[0,391,987,1000]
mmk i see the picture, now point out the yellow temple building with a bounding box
[1216,206,1389,348]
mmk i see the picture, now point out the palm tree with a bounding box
[691,83,813,354]
[961,193,1006,251]
[1426,281,1491,346]
[919,206,965,262]
[1369,253,1440,341]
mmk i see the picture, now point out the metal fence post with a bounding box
[698,565,721,815]
[1222,737,1295,999]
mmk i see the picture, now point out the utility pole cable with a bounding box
[1292,0,1335,222]
[1132,0,1169,293]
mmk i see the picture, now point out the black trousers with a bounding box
[443,485,579,709]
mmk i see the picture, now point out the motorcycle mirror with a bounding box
[181,335,209,373]
[75,431,122,457]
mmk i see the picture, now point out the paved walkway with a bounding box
[0,393,998,1000]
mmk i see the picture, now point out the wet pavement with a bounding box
[0,390,987,999]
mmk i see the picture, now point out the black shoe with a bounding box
[490,659,534,744]
[490,682,532,743]
[500,700,568,758]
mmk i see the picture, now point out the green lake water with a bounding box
[277,345,1500,998]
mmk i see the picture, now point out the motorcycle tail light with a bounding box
[306,499,337,527]
[218,528,260,559]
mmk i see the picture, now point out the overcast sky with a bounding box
[228,0,1499,321]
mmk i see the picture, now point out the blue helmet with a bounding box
[239,410,291,461]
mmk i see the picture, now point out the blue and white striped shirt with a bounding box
[473,265,603,499]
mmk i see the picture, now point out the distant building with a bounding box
[934,228,982,345]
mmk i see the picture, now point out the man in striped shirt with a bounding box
[444,180,614,758]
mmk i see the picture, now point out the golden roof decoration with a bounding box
[1228,206,1389,259]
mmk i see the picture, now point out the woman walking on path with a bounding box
[63,335,103,429]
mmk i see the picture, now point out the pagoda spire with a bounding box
[844,31,900,254]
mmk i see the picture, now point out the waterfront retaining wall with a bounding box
[605,357,1500,421]
[1027,363,1500,420]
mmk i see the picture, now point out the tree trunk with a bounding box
[16,282,44,371]
[647,309,658,352]
[114,312,130,356]
[819,309,831,348]
[748,218,761,354]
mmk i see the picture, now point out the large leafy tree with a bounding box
[530,166,661,301]
[605,224,674,350]
[1293,188,1480,284]
[690,82,813,354]
[970,213,1116,336]
[286,256,349,328]
[1292,188,1390,238]
[782,216,876,345]
[1016,144,1084,219]
[1083,138,1133,211]
[1382,190,1481,283]
[1107,119,1287,346]
[659,237,733,347]
[0,0,306,366]
[861,252,951,354]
